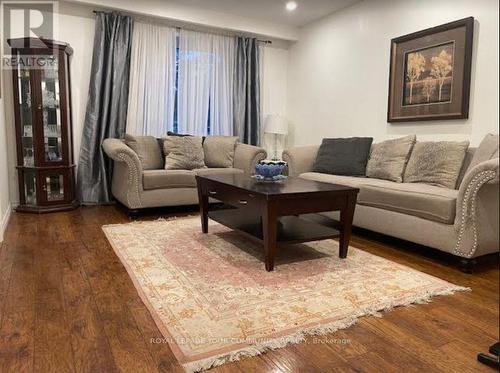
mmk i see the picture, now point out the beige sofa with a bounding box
[103,138,266,216]
[283,144,499,272]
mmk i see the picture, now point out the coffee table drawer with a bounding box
[206,183,260,209]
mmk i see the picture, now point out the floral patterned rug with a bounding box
[102,217,468,372]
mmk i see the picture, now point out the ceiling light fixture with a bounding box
[286,1,297,11]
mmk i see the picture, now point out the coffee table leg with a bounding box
[197,182,209,233]
[262,202,278,271]
[339,193,356,258]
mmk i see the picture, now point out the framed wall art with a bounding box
[387,17,474,122]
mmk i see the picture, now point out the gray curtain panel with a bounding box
[77,12,133,204]
[233,37,261,146]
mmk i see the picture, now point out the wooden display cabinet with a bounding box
[8,37,78,213]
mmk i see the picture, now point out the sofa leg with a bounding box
[459,258,477,274]
[128,208,140,220]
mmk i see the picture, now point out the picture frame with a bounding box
[387,17,474,122]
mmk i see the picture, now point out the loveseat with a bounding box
[103,135,266,216]
[283,135,499,272]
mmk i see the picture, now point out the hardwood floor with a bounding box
[0,205,498,373]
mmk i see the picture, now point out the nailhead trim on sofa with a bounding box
[117,153,143,209]
[454,170,497,258]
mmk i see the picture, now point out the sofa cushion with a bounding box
[299,172,457,224]
[299,172,397,189]
[404,141,469,189]
[194,168,244,177]
[366,135,416,182]
[312,137,373,176]
[358,183,458,224]
[143,170,196,190]
[466,134,499,173]
[163,136,206,170]
[124,134,163,170]
[203,136,239,168]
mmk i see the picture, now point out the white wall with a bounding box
[59,2,96,165]
[3,67,19,206]
[0,97,12,241]
[286,0,499,147]
[261,45,289,157]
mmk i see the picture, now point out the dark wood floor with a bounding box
[0,205,498,373]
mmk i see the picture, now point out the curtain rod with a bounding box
[92,10,272,44]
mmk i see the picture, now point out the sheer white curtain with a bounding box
[210,34,235,135]
[177,30,212,136]
[177,30,235,136]
[127,22,177,137]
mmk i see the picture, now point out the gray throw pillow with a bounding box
[203,136,239,168]
[404,141,470,189]
[313,137,373,176]
[366,135,416,182]
[466,133,499,172]
[124,134,163,170]
[163,136,206,170]
[167,131,192,137]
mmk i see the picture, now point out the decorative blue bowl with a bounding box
[255,161,287,180]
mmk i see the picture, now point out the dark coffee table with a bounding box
[195,174,359,271]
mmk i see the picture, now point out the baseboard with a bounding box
[0,203,12,243]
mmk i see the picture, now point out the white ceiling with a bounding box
[67,0,363,40]
[166,0,362,27]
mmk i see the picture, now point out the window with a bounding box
[127,26,234,137]
[173,36,212,135]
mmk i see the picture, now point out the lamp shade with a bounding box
[264,114,288,135]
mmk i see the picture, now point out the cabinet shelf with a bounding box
[17,164,76,170]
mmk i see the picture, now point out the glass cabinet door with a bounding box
[16,54,35,167]
[45,174,65,202]
[40,55,63,163]
[23,170,38,205]
[40,170,69,204]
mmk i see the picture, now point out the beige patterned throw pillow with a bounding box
[125,134,164,170]
[404,141,469,189]
[163,136,206,170]
[203,136,239,168]
[366,135,416,182]
[466,133,499,172]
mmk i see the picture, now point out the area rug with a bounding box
[102,217,468,372]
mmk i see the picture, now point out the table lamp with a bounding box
[264,114,288,160]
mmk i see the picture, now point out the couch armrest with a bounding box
[233,143,267,175]
[102,139,137,165]
[102,138,143,208]
[282,145,319,177]
[454,158,499,258]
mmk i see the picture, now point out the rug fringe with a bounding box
[182,285,469,372]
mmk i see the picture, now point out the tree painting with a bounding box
[421,78,437,102]
[403,42,454,106]
[406,52,426,104]
[431,50,453,101]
